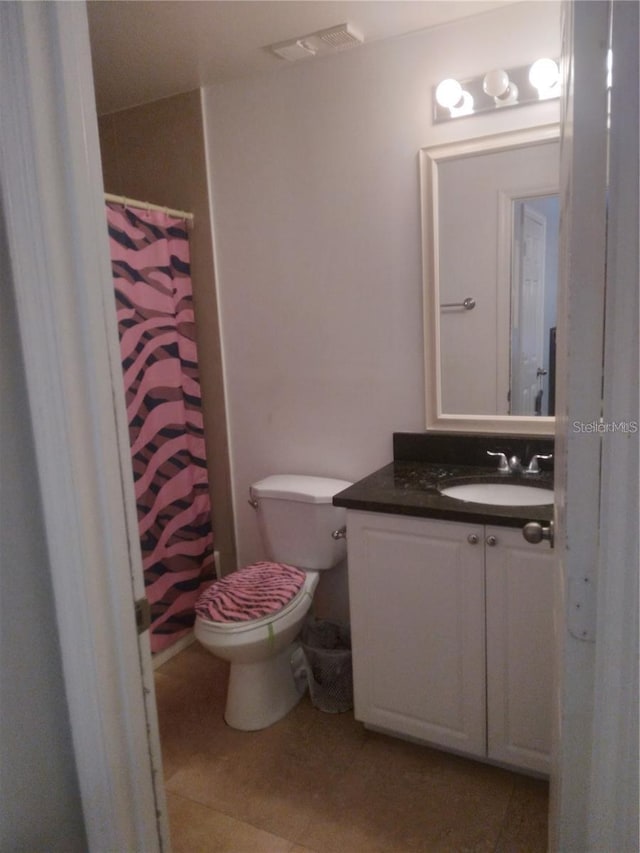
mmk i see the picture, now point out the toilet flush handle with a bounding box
[332,526,347,540]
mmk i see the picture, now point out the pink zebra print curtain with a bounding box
[107,203,215,653]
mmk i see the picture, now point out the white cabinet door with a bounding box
[346,511,486,757]
[485,525,555,774]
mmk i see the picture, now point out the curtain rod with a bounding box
[104,193,194,222]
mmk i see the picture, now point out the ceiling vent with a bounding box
[272,40,317,62]
[270,23,364,62]
[316,24,363,49]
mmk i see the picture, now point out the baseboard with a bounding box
[152,631,196,670]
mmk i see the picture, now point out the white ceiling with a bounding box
[87,0,518,115]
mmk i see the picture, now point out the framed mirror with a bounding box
[420,124,560,434]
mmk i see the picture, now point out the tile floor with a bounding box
[156,643,549,853]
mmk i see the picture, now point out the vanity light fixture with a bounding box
[433,58,560,123]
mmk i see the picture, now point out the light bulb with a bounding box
[435,78,463,109]
[495,82,518,107]
[483,69,509,98]
[529,58,559,93]
[449,90,474,117]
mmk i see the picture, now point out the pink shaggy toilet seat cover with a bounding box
[195,561,307,623]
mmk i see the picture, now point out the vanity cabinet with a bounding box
[346,510,555,775]
[484,524,555,774]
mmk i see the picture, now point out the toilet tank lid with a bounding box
[251,474,352,503]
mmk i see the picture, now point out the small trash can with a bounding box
[300,617,353,713]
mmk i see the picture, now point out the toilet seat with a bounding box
[195,561,307,629]
[195,584,309,635]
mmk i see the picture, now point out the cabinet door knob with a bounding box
[467,533,480,545]
[522,521,555,547]
[486,535,498,547]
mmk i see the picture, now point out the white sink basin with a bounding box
[440,482,554,506]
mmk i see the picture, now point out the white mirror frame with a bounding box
[420,123,560,435]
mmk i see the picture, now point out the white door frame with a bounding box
[551,0,638,850]
[0,3,168,850]
[586,0,639,846]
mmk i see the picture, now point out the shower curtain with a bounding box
[106,203,215,653]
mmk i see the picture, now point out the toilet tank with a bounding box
[250,475,352,570]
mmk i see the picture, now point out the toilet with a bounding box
[194,474,351,731]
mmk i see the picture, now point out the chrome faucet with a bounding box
[487,451,526,473]
[508,455,523,473]
[489,450,553,474]
[525,453,553,474]
[487,451,509,472]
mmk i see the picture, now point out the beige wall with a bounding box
[98,91,236,575]
[203,2,561,566]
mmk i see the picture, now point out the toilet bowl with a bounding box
[194,474,351,731]
[195,568,319,730]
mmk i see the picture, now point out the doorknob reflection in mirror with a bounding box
[440,296,476,310]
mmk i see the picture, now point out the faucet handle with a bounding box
[487,451,509,472]
[525,453,553,474]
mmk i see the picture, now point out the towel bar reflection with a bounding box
[441,297,476,310]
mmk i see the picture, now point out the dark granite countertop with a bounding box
[333,461,554,528]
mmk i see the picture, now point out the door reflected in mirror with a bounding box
[420,125,559,434]
[510,193,559,416]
